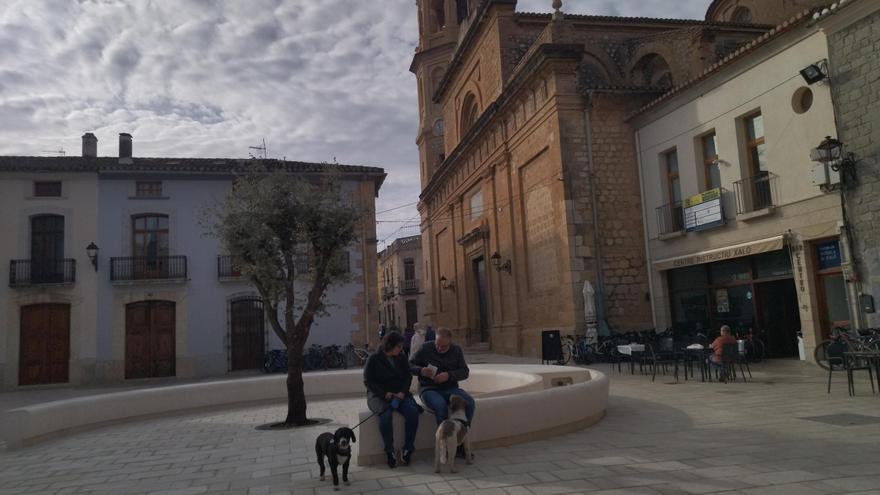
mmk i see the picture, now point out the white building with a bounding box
[631,12,852,361]
[0,133,384,389]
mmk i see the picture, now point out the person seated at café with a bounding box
[709,325,737,365]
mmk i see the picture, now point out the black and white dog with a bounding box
[315,427,356,490]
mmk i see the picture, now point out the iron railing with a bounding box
[656,202,684,235]
[217,255,242,278]
[734,172,777,214]
[9,259,76,287]
[399,278,420,294]
[110,256,187,281]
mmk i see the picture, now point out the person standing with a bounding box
[410,328,475,427]
[364,332,422,468]
[425,325,436,343]
[409,323,427,360]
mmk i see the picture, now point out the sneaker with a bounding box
[402,449,413,466]
[386,451,397,468]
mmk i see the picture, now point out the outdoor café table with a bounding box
[684,344,714,382]
[617,344,645,375]
[844,351,880,396]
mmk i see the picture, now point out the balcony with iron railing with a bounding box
[734,172,777,218]
[217,255,243,279]
[399,278,420,294]
[656,201,684,237]
[9,259,76,287]
[110,256,187,283]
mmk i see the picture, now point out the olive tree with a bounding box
[203,165,360,426]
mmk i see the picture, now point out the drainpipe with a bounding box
[634,129,659,329]
[582,92,609,336]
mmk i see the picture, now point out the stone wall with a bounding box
[828,9,880,328]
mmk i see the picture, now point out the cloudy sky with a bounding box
[0,0,711,248]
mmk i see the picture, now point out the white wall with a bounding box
[1,171,369,388]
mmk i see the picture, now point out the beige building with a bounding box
[377,235,426,335]
[410,0,825,356]
[632,12,853,360]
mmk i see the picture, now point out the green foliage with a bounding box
[201,164,361,343]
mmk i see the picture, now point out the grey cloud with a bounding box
[0,0,713,247]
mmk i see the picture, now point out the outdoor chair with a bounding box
[647,343,679,382]
[736,343,753,379]
[716,343,744,383]
[843,352,876,397]
[826,341,847,394]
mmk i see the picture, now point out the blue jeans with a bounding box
[377,394,420,454]
[420,388,475,426]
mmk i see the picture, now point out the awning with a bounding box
[653,235,785,271]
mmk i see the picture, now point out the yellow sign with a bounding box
[684,187,721,208]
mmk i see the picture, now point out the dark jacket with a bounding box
[363,351,413,413]
[409,342,469,391]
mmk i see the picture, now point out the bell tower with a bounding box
[412,0,462,188]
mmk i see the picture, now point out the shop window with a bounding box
[468,187,483,221]
[710,258,751,284]
[671,290,710,333]
[754,251,792,279]
[668,265,708,290]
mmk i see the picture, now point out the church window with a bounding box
[732,6,753,23]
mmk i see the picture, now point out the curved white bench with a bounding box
[0,365,609,455]
[355,365,609,465]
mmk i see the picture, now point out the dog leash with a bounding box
[350,406,389,431]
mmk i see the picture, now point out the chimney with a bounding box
[118,133,132,162]
[82,132,98,158]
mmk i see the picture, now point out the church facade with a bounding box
[411,0,828,356]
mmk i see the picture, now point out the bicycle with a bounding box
[263,349,288,373]
[814,327,878,370]
[344,344,371,367]
[323,344,346,369]
[303,344,326,371]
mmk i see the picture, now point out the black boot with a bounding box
[386,451,397,468]
[456,445,466,459]
[401,449,413,466]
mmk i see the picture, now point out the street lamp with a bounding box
[490,251,512,274]
[814,136,857,183]
[86,242,99,271]
[439,275,455,291]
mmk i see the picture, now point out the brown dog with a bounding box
[433,395,473,473]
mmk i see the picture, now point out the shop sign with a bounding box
[816,240,841,270]
[653,236,784,271]
[683,188,724,232]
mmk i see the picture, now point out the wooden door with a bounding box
[230,299,265,371]
[19,304,70,385]
[125,301,176,379]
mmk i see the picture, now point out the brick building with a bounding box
[820,0,880,329]
[410,0,828,356]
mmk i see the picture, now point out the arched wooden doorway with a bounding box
[125,301,176,379]
[230,298,266,371]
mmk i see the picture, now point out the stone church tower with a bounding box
[410,0,828,355]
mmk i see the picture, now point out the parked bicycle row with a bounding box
[263,344,371,373]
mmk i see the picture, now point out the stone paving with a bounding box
[1,359,880,494]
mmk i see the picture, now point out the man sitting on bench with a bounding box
[410,327,476,428]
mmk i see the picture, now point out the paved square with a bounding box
[2,359,880,494]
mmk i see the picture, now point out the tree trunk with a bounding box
[284,350,308,425]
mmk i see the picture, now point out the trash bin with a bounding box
[541,330,562,364]
[797,333,805,361]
